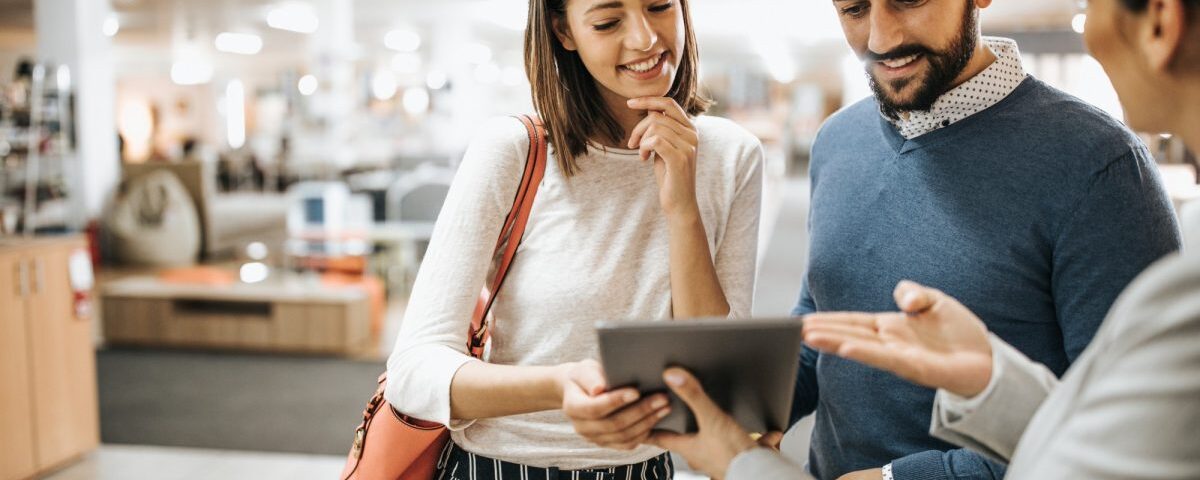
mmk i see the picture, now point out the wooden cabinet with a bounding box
[0,252,37,480]
[0,238,99,480]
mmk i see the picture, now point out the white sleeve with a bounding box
[929,334,1058,462]
[383,117,529,429]
[715,138,764,319]
[727,448,813,480]
[937,336,1007,416]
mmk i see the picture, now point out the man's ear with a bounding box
[553,14,578,52]
[1143,0,1188,71]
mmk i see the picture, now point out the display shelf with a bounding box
[0,61,77,236]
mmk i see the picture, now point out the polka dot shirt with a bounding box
[889,37,1028,140]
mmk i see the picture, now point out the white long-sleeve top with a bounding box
[384,115,764,469]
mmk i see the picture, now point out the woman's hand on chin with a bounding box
[558,360,672,451]
[627,97,701,221]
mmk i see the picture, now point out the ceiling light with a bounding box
[384,30,422,52]
[1071,13,1087,34]
[298,74,318,96]
[226,80,246,149]
[267,4,319,34]
[103,14,120,37]
[215,32,264,55]
[372,70,398,101]
[402,88,430,116]
[426,71,448,90]
[171,60,213,85]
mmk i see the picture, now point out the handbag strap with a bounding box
[467,114,547,358]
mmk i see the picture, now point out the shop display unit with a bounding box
[0,60,77,236]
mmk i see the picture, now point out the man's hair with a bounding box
[524,0,711,178]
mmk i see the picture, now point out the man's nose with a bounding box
[867,5,905,57]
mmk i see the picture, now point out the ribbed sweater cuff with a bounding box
[890,450,949,480]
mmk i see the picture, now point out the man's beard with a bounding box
[865,3,979,120]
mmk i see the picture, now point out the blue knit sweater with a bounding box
[791,77,1181,480]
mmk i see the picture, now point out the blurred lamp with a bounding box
[426,70,448,90]
[403,87,430,116]
[267,4,319,34]
[225,80,246,149]
[385,29,422,52]
[372,70,398,101]
[298,74,318,96]
[171,60,213,85]
[103,14,120,37]
[215,32,263,55]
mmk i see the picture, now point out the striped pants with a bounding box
[436,442,674,480]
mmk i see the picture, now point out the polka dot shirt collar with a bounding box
[887,37,1028,140]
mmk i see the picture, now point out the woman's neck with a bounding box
[1169,78,1200,156]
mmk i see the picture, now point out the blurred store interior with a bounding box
[0,0,1196,479]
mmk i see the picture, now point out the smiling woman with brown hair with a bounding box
[382,0,765,478]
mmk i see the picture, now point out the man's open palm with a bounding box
[802,281,994,398]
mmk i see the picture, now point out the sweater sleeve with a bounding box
[1050,148,1179,362]
[383,117,529,429]
[715,139,764,319]
[788,277,821,425]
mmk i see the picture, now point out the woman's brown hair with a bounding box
[524,0,712,177]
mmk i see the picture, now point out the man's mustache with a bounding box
[863,45,934,63]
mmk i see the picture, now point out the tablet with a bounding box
[595,317,803,434]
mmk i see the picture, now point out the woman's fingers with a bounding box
[640,133,687,164]
[564,386,640,420]
[574,394,667,434]
[631,113,695,153]
[627,97,691,127]
[584,399,672,448]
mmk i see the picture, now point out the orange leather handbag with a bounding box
[340,115,548,480]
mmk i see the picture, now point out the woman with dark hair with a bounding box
[654,0,1200,478]
[384,0,764,478]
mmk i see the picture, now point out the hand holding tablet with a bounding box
[595,317,804,435]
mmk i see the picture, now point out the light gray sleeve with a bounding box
[929,334,1058,463]
[727,448,814,480]
[383,117,527,429]
[715,138,763,319]
[1014,255,1200,479]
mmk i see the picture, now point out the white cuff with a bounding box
[936,334,1006,420]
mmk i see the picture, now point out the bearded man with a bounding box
[786,0,1181,479]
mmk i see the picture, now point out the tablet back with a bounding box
[595,317,803,434]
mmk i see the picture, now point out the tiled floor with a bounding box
[42,445,345,480]
[43,445,711,480]
[60,178,812,480]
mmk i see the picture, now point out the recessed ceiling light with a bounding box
[215,32,263,55]
[267,4,318,34]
